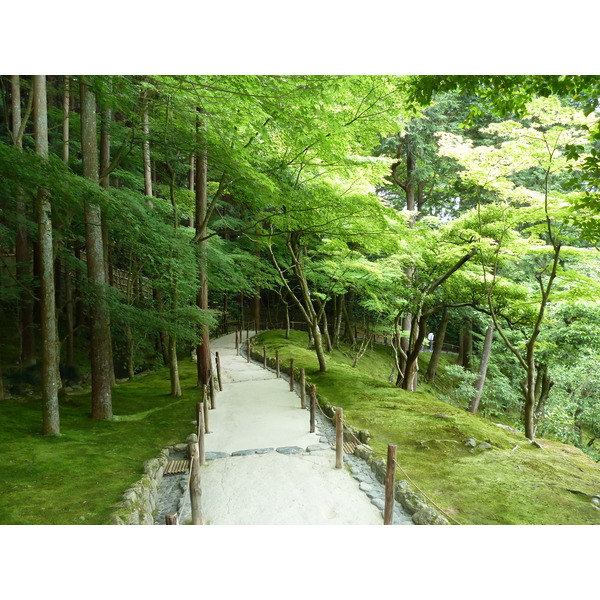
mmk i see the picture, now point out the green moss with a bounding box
[255,330,600,525]
[0,359,200,525]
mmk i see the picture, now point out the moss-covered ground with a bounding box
[0,360,201,525]
[256,330,600,525]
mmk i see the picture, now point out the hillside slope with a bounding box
[255,330,600,525]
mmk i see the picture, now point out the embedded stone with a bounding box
[464,438,477,447]
[232,449,256,456]
[276,446,304,455]
[205,451,230,460]
[412,507,450,525]
[478,442,493,450]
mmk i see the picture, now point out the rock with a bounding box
[591,496,600,506]
[371,497,385,511]
[398,490,428,515]
[173,443,187,452]
[205,451,230,460]
[306,445,329,452]
[359,482,373,492]
[254,448,274,454]
[478,442,493,450]
[276,446,304,455]
[434,414,450,419]
[412,507,450,525]
[464,438,477,447]
[232,449,256,456]
[186,433,198,443]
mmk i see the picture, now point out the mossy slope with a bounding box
[255,330,600,525]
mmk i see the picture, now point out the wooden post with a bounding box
[384,444,397,525]
[203,385,210,433]
[215,352,223,391]
[246,325,249,340]
[309,384,316,433]
[335,407,343,469]
[263,345,267,369]
[196,402,202,436]
[165,512,179,525]
[198,402,205,465]
[188,442,202,525]
[276,350,280,378]
[300,368,306,409]
[209,372,216,409]
[235,329,239,355]
[246,338,250,362]
[289,358,295,391]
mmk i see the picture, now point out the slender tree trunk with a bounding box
[33,75,61,435]
[62,78,75,367]
[195,109,211,386]
[65,255,75,365]
[469,325,494,414]
[141,87,153,207]
[99,98,116,386]
[253,289,260,332]
[62,76,70,164]
[334,293,344,348]
[12,76,36,367]
[461,321,473,371]
[425,307,449,382]
[188,154,195,226]
[341,291,356,348]
[80,78,112,420]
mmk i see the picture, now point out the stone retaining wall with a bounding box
[108,440,192,525]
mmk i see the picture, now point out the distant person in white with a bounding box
[427,332,434,351]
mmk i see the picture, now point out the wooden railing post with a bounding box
[384,444,397,525]
[263,345,267,369]
[276,350,280,377]
[300,368,306,409]
[188,442,202,525]
[209,371,216,409]
[309,384,316,433]
[202,385,210,433]
[215,352,223,391]
[198,402,205,465]
[246,338,250,362]
[165,512,179,525]
[335,407,343,469]
[246,325,250,340]
[196,401,202,435]
[289,358,295,391]
[235,329,239,355]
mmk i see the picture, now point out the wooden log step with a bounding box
[330,441,357,455]
[164,459,190,475]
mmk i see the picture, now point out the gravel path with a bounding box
[154,332,412,525]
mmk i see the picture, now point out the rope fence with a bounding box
[248,334,462,526]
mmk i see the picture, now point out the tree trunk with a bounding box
[99,92,116,387]
[341,291,356,347]
[425,308,449,383]
[141,87,153,207]
[33,75,61,435]
[468,325,494,414]
[195,109,211,386]
[169,334,182,397]
[461,321,473,371]
[81,78,112,420]
[12,76,36,367]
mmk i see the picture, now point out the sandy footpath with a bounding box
[197,332,383,525]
